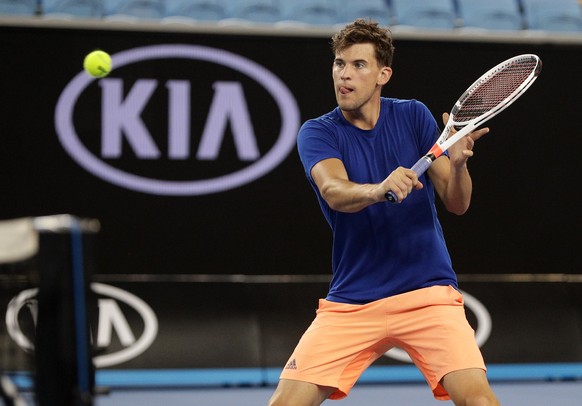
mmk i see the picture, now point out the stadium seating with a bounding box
[43,0,102,19]
[228,0,282,24]
[521,0,582,31]
[164,0,227,22]
[457,0,523,30]
[103,0,165,20]
[281,0,344,26]
[391,0,458,29]
[343,0,392,27]
[1,0,581,35]
[0,0,37,16]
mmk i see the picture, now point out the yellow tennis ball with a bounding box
[83,50,112,78]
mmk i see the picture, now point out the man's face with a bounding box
[332,43,391,112]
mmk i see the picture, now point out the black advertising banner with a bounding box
[3,279,582,372]
[1,22,581,372]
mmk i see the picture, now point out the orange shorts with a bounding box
[279,285,486,401]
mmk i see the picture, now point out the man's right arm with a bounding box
[310,158,422,213]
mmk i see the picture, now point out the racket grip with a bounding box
[385,155,433,203]
[410,155,433,177]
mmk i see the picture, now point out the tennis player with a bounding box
[268,19,499,406]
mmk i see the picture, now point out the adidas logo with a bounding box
[285,359,297,370]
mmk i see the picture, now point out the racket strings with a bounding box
[455,58,538,122]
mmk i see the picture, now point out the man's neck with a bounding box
[341,99,381,130]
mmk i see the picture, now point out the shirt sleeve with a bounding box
[296,118,342,180]
[411,100,444,156]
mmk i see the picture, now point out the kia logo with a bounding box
[55,44,300,195]
[5,283,158,367]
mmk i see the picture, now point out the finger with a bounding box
[386,186,404,203]
[395,180,412,196]
[391,181,411,202]
[442,112,450,125]
[404,168,420,181]
[469,127,489,142]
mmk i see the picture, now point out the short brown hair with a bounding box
[331,19,395,67]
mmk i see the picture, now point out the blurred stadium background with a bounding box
[1,1,581,405]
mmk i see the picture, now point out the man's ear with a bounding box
[378,66,393,86]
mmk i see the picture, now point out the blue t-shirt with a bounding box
[297,97,457,304]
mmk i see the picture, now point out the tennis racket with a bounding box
[385,54,542,203]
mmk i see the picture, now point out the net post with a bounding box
[33,215,99,406]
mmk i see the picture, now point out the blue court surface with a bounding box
[7,364,582,405]
[88,364,582,405]
[94,381,582,405]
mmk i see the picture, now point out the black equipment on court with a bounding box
[0,215,100,406]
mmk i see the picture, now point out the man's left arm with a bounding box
[429,112,490,215]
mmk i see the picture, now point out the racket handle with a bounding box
[410,155,433,176]
[385,155,433,203]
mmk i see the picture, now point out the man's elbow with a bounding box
[447,202,470,216]
[321,188,360,213]
[323,192,348,212]
[320,183,344,211]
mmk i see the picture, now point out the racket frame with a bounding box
[385,54,542,203]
